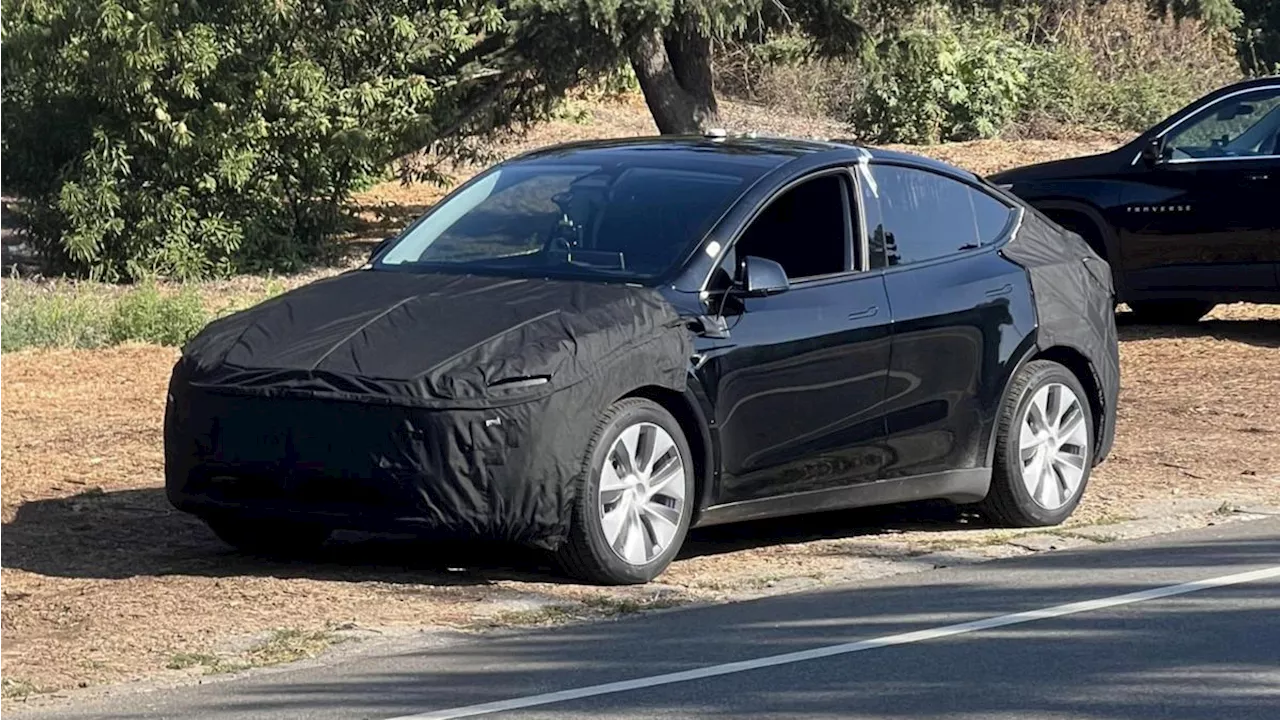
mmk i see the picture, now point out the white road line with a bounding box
[389,565,1280,720]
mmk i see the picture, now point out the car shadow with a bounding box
[1116,315,1280,348]
[679,499,980,559]
[0,487,979,585]
[0,487,549,586]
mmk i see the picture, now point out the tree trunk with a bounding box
[628,20,719,135]
[665,15,718,123]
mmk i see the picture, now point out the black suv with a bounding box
[167,136,1119,584]
[991,77,1280,324]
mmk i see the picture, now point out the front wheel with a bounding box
[1127,300,1215,325]
[980,360,1095,527]
[557,398,695,585]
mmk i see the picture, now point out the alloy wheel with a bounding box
[597,421,688,566]
[1019,382,1090,510]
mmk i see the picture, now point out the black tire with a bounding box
[1127,300,1215,325]
[979,360,1095,527]
[557,398,695,585]
[203,514,332,557]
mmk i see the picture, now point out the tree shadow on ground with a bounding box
[0,487,980,585]
[1116,315,1280,348]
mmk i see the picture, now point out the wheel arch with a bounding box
[619,385,716,523]
[1035,201,1115,261]
[985,342,1108,468]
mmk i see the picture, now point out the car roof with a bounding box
[1144,75,1280,138]
[507,135,980,183]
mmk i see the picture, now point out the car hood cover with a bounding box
[177,270,692,407]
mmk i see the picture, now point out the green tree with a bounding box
[2,0,879,279]
[0,0,610,279]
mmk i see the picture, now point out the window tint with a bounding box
[971,187,1015,245]
[1166,87,1280,159]
[377,163,754,282]
[861,165,1011,267]
[733,174,851,281]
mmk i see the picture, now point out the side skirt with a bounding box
[692,468,991,528]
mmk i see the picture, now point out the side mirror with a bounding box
[737,255,790,297]
[1140,137,1167,167]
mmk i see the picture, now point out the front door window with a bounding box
[1164,87,1280,161]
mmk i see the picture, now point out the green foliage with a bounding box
[1020,0,1242,132]
[0,283,112,352]
[1,0,600,281]
[855,5,1037,143]
[2,280,208,351]
[754,0,1243,143]
[107,283,207,346]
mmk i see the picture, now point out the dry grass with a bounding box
[2,98,1278,702]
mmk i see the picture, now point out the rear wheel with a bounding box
[557,398,694,585]
[1127,300,1215,325]
[980,360,1094,527]
[203,514,332,557]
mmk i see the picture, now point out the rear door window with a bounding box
[861,165,1014,268]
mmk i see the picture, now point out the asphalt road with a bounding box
[21,518,1280,720]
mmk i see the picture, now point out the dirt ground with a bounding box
[3,99,1278,703]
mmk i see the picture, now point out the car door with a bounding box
[693,170,894,507]
[859,163,1036,480]
[1117,84,1280,293]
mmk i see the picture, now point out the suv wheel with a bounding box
[203,514,332,557]
[1127,300,1215,325]
[980,360,1094,527]
[557,398,694,585]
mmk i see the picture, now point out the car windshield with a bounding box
[375,161,757,282]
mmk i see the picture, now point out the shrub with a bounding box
[0,283,112,352]
[854,5,1038,144]
[717,0,1242,143]
[717,33,869,122]
[107,284,208,346]
[1,280,212,352]
[1021,0,1242,133]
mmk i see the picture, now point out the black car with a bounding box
[165,136,1119,585]
[991,76,1280,324]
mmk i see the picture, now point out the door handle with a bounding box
[985,283,1013,297]
[1245,173,1270,181]
[848,305,879,321]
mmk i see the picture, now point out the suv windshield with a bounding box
[375,161,757,282]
